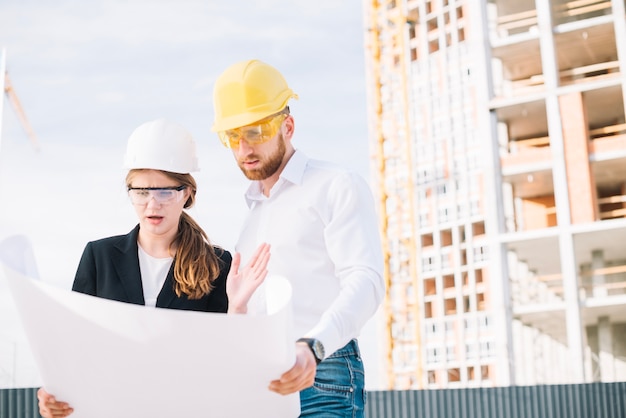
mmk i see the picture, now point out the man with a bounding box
[212,59,385,416]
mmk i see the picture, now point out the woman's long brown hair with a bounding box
[126,169,223,299]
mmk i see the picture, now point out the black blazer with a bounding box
[72,225,230,313]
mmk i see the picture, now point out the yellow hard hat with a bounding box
[211,59,298,132]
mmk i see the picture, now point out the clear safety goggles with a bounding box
[218,114,287,149]
[127,186,186,205]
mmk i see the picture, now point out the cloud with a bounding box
[94,90,127,104]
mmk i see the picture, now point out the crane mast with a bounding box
[364,0,422,389]
[1,48,40,152]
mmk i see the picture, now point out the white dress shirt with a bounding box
[236,150,385,357]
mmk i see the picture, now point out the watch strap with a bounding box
[297,337,325,365]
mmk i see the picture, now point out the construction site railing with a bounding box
[2,382,626,417]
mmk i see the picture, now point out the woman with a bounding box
[37,119,268,417]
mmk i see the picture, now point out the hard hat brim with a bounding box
[212,93,298,132]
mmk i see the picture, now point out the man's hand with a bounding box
[37,387,73,418]
[269,342,317,395]
[227,243,270,313]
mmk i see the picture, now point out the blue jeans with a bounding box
[299,339,366,417]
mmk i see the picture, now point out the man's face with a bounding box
[233,131,286,181]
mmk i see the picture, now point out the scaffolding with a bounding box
[364,0,626,389]
[364,0,422,389]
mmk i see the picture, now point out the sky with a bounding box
[0,0,386,389]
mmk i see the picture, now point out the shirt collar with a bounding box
[244,149,308,207]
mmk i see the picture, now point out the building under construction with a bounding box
[363,0,626,389]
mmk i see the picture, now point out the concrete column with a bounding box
[585,324,600,381]
[558,92,597,224]
[535,0,586,382]
[468,0,514,386]
[610,0,626,115]
[592,250,607,298]
[598,316,615,381]
[583,327,595,381]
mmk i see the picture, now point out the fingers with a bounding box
[268,346,317,395]
[252,242,270,258]
[251,248,270,280]
[229,243,270,279]
[37,387,49,402]
[269,366,315,394]
[228,252,241,277]
[248,243,270,270]
[226,244,271,314]
[37,388,73,417]
[252,243,270,276]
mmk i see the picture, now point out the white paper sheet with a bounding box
[1,235,300,418]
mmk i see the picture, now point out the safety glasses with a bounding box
[127,186,186,205]
[218,114,287,149]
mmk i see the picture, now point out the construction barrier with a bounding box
[1,382,625,418]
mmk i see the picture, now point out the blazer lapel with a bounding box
[113,225,145,305]
[156,264,177,308]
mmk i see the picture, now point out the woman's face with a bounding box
[127,170,190,242]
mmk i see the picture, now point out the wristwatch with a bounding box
[297,338,325,365]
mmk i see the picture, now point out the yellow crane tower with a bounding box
[364,0,422,389]
[1,48,40,152]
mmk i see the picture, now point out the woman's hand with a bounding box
[37,387,73,417]
[227,243,271,313]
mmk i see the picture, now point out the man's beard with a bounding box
[238,134,286,181]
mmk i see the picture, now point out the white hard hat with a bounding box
[123,119,199,173]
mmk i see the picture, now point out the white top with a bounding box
[138,244,173,307]
[236,150,385,357]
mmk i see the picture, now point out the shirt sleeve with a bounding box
[305,171,385,357]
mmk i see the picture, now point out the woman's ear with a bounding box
[183,187,194,208]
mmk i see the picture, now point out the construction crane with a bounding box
[1,48,40,152]
[364,0,422,389]
[365,0,395,389]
